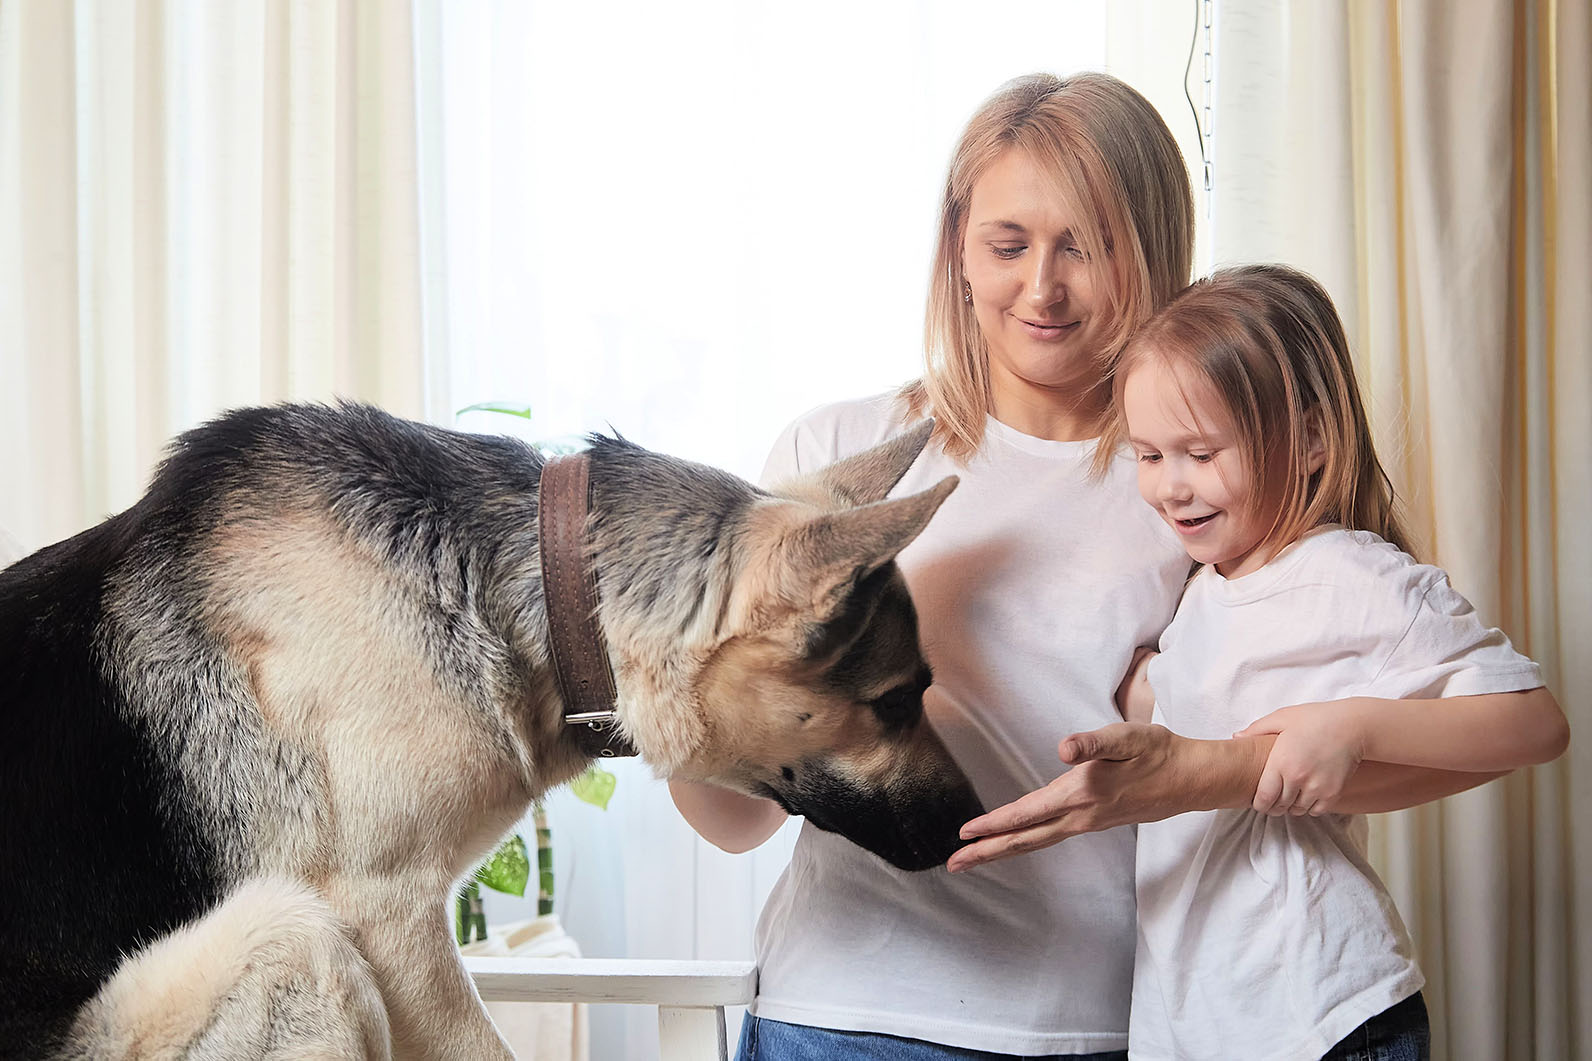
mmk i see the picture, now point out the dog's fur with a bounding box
[0,403,981,1059]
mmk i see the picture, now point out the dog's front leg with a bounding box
[332,882,513,1060]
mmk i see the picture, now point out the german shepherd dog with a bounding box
[0,403,982,1059]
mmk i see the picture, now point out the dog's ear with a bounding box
[803,420,936,507]
[782,474,957,625]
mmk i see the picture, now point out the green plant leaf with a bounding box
[570,764,617,810]
[457,401,534,420]
[474,833,531,897]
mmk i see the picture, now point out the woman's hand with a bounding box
[946,723,1271,873]
[1235,702,1370,816]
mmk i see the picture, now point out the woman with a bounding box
[673,71,1193,1060]
[670,73,1490,1060]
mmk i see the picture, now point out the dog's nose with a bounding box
[779,758,984,872]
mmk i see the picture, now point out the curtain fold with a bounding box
[1545,0,1592,1057]
[1212,2,1587,1057]
[1,0,85,553]
[0,0,427,554]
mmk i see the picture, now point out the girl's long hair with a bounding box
[1116,264,1414,557]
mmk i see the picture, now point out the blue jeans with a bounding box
[735,1015,1128,1061]
[1321,993,1430,1061]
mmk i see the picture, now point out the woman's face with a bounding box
[961,148,1108,434]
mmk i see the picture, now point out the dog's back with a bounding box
[0,507,225,1053]
[1,403,548,1056]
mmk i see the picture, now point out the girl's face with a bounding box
[962,148,1106,436]
[1122,354,1276,578]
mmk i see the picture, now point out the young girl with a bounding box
[1114,264,1567,1059]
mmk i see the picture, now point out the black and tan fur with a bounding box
[0,403,980,1059]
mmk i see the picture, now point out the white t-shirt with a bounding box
[750,394,1191,1054]
[1131,527,1545,1061]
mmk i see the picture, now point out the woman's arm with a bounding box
[664,413,811,856]
[947,724,1266,872]
[1114,646,1158,725]
[667,778,788,853]
[945,715,1534,873]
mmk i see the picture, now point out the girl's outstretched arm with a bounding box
[1235,687,1568,815]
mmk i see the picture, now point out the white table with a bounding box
[467,957,757,1061]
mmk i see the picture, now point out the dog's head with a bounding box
[608,423,983,871]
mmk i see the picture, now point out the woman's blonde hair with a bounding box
[1115,264,1414,557]
[901,72,1194,462]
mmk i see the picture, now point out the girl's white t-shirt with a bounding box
[1132,527,1545,1061]
[749,394,1190,1054]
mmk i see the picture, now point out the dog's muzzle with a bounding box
[769,763,985,872]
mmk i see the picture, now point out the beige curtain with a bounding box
[1211,1,1589,1057]
[0,0,430,555]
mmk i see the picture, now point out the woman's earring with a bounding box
[963,281,973,304]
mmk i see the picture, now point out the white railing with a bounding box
[466,957,757,1061]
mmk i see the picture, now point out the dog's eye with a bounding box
[870,685,921,719]
[865,666,932,727]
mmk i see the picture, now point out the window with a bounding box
[417,5,1202,1056]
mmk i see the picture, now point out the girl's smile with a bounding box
[1171,512,1218,533]
[1122,355,1275,578]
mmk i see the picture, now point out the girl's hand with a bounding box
[1236,701,1371,816]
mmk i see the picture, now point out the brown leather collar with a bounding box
[537,453,636,759]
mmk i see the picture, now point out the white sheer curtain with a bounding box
[1208,2,1589,1057]
[417,4,1203,1057]
[411,0,1214,478]
[0,0,427,556]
